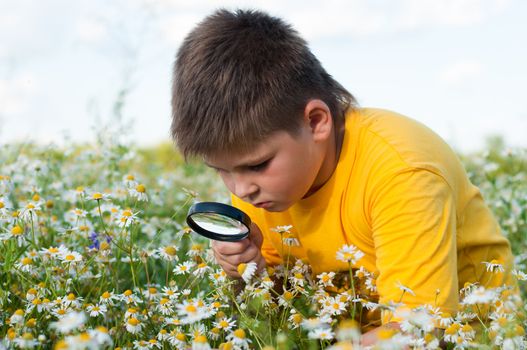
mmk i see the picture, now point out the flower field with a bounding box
[0,132,526,349]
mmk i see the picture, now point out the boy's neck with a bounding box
[303,121,345,198]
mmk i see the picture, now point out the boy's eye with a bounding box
[248,160,270,172]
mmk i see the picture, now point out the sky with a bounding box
[1,0,526,152]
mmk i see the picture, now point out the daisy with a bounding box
[126,317,143,334]
[209,269,228,284]
[288,310,303,329]
[174,261,195,275]
[14,333,39,349]
[86,303,107,317]
[226,329,252,350]
[116,209,140,228]
[167,330,187,348]
[317,271,336,287]
[483,259,505,273]
[336,244,365,265]
[187,243,205,257]
[282,231,300,246]
[90,191,111,201]
[20,201,41,221]
[99,290,118,305]
[308,327,335,340]
[51,311,86,333]
[89,326,113,347]
[129,184,148,201]
[176,300,211,324]
[462,286,498,305]
[192,334,212,350]
[157,245,178,261]
[1,224,26,246]
[270,225,293,234]
[9,309,25,325]
[396,281,416,296]
[157,297,174,315]
[237,262,257,283]
[40,245,68,259]
[512,269,527,281]
[123,174,138,188]
[15,256,35,273]
[162,286,180,300]
[214,317,236,332]
[59,250,83,265]
[194,262,212,277]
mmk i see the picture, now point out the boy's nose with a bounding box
[232,176,258,201]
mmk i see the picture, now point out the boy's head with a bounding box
[171,8,356,160]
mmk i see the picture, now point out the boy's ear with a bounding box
[303,99,333,142]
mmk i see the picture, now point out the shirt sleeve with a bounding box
[369,168,459,323]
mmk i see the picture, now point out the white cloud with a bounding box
[0,73,37,116]
[76,18,108,43]
[395,0,510,30]
[439,60,484,85]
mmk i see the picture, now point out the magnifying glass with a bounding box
[186,202,252,242]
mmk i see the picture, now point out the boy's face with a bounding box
[204,125,328,212]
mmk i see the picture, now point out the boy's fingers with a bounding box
[211,239,250,255]
[248,223,263,248]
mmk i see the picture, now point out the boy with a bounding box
[170,8,516,344]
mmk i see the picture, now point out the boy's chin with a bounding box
[262,202,291,213]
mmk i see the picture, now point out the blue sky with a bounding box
[1,0,526,152]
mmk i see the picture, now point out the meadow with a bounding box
[0,128,526,349]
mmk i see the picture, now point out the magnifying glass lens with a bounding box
[186,202,251,242]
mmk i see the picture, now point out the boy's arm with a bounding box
[369,167,459,321]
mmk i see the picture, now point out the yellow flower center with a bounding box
[102,291,111,299]
[49,247,59,253]
[79,333,91,341]
[195,335,207,343]
[283,291,293,301]
[237,263,247,275]
[378,329,396,340]
[22,333,34,340]
[136,184,146,193]
[292,314,303,324]
[149,287,157,294]
[164,246,177,256]
[127,318,140,326]
[124,290,133,296]
[15,309,24,316]
[26,203,35,210]
[122,210,132,217]
[461,324,473,332]
[67,293,76,300]
[92,193,103,200]
[160,298,169,305]
[26,318,36,328]
[126,175,135,180]
[176,333,186,341]
[11,225,23,235]
[186,305,197,313]
[21,257,33,265]
[0,201,4,209]
[65,255,75,261]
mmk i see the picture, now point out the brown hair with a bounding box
[171,8,356,159]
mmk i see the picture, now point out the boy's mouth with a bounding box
[253,201,272,209]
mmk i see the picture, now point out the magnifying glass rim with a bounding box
[186,202,251,242]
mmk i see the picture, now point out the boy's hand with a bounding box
[211,222,266,277]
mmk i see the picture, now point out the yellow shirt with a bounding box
[232,108,515,322]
